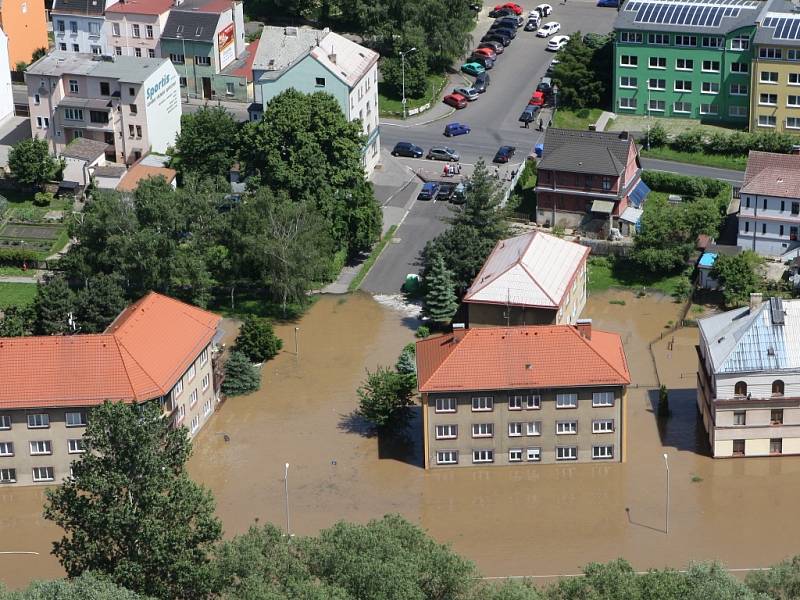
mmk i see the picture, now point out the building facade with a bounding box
[737,150,800,256]
[52,0,118,55]
[697,294,800,458]
[416,321,631,468]
[0,0,48,68]
[105,0,173,60]
[0,292,223,486]
[464,230,589,327]
[250,26,380,173]
[0,28,13,124]
[25,52,181,164]
[613,0,759,124]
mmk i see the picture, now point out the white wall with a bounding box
[738,193,800,256]
[143,60,181,153]
[716,371,800,400]
[0,29,13,124]
[52,15,110,55]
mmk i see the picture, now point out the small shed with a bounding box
[92,164,127,190]
[619,206,643,237]
[60,138,109,188]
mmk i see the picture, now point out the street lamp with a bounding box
[663,453,670,534]
[294,327,299,359]
[399,47,417,119]
[176,33,189,102]
[284,462,291,537]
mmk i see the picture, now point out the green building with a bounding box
[613,0,762,124]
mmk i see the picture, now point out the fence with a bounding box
[499,165,524,208]
[647,281,697,388]
[576,238,634,257]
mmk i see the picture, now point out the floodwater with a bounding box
[4,291,800,589]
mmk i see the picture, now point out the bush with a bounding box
[356,366,416,429]
[234,315,282,363]
[415,325,430,338]
[395,342,417,377]
[672,128,705,154]
[0,248,41,265]
[641,170,727,199]
[33,191,54,207]
[647,122,669,148]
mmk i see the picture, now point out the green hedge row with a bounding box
[649,122,798,156]
[0,247,42,265]
[641,170,728,199]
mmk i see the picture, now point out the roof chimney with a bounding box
[618,131,629,140]
[328,52,337,64]
[452,323,466,342]
[576,318,592,340]
[749,292,763,312]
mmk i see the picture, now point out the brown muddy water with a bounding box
[3,291,800,589]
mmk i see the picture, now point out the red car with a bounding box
[494,2,523,14]
[443,93,468,109]
[530,91,545,106]
[473,47,497,60]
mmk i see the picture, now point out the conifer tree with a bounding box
[423,254,459,326]
[221,351,261,396]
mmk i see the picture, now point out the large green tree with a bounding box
[551,32,613,109]
[8,138,60,190]
[221,350,261,397]
[746,555,800,599]
[43,402,222,600]
[171,106,240,179]
[356,366,415,429]
[75,273,127,333]
[235,315,283,363]
[0,572,155,600]
[423,254,459,326]
[711,251,763,308]
[33,274,75,335]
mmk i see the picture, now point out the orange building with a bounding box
[0,0,48,68]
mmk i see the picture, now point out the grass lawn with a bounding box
[588,256,689,296]
[641,147,747,171]
[0,282,37,308]
[553,108,603,130]
[378,74,448,117]
[208,290,314,323]
[0,266,34,277]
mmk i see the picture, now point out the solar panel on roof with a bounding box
[788,18,800,39]
[711,10,722,25]
[642,3,656,20]
[778,18,791,37]
[663,4,676,21]
[628,0,758,26]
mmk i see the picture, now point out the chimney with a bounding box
[328,53,337,64]
[618,131,629,140]
[576,318,592,340]
[452,323,466,342]
[749,292,763,312]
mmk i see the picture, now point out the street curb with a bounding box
[379,171,420,207]
[381,106,457,128]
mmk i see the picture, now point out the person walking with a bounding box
[538,118,543,131]
[524,119,530,129]
[443,165,449,178]
[548,119,553,128]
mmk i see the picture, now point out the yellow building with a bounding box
[750,4,800,134]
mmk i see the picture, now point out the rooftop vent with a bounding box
[285,26,298,37]
[618,131,629,139]
[770,297,785,325]
[452,323,467,342]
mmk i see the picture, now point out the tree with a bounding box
[43,401,222,600]
[8,138,60,190]
[550,33,612,109]
[423,254,459,326]
[356,366,415,429]
[380,42,430,98]
[395,342,416,377]
[711,251,763,308]
[171,106,240,179]
[0,572,155,600]
[647,121,669,148]
[31,47,47,62]
[658,385,671,417]
[222,351,261,397]
[0,305,35,337]
[454,159,507,240]
[75,273,127,333]
[235,315,283,363]
[33,275,75,335]
[745,555,800,599]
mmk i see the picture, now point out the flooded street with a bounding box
[4,290,800,588]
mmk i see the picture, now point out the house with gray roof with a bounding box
[533,128,648,231]
[51,0,119,55]
[697,294,800,457]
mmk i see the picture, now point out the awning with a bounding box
[620,206,643,224]
[628,179,651,208]
[591,200,615,214]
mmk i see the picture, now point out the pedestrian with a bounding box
[494,166,500,179]
[524,119,530,129]
[443,165,449,178]
[548,119,552,128]
[457,162,462,174]
[538,118,543,131]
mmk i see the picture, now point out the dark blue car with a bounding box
[444,122,471,137]
[597,0,618,6]
[418,182,440,200]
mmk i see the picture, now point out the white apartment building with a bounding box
[250,26,380,174]
[25,52,181,164]
[52,0,119,55]
[738,150,800,257]
[105,0,173,59]
[697,294,800,458]
[0,28,13,125]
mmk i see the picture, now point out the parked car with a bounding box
[547,35,570,51]
[534,3,553,16]
[524,17,539,31]
[537,76,553,94]
[482,32,512,46]
[461,62,486,76]
[492,25,517,38]
[479,40,504,54]
[489,6,514,17]
[443,93,468,109]
[519,104,539,122]
[530,91,545,106]
[537,22,560,36]
[473,47,497,60]
[545,58,559,75]
[444,122,471,136]
[452,182,468,204]
[597,0,618,6]
[494,2,522,15]
[437,182,456,201]
[418,182,440,200]
[494,15,523,28]
[469,54,495,69]
[454,86,479,101]
[427,146,460,161]
[474,72,491,93]
[493,145,516,163]
[391,142,424,158]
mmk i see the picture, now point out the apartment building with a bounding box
[464,230,589,327]
[0,29,13,124]
[25,52,181,164]
[250,26,381,174]
[737,150,800,256]
[0,0,48,68]
[105,0,173,59]
[416,321,631,468]
[52,0,119,55]
[697,294,800,458]
[0,292,223,486]
[613,0,759,124]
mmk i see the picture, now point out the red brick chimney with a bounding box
[576,318,592,340]
[452,323,467,342]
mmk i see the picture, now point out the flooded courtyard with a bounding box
[3,290,800,588]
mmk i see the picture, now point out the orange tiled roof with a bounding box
[0,292,220,410]
[416,325,630,393]
[116,165,177,193]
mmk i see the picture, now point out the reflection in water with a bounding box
[4,291,800,588]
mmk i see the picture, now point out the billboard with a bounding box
[217,23,235,70]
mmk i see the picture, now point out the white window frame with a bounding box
[202,373,210,391]
[675,58,693,71]
[111,22,120,36]
[701,60,720,73]
[592,445,614,460]
[189,389,198,407]
[730,36,749,51]
[700,103,718,115]
[787,116,800,129]
[146,24,154,38]
[508,422,523,437]
[790,73,800,86]
[509,395,522,410]
[435,397,457,413]
[173,379,184,398]
[203,399,212,416]
[29,440,52,455]
[789,50,800,61]
[471,396,494,412]
[556,393,577,408]
[729,105,747,117]
[526,421,541,436]
[190,415,200,433]
[702,35,722,48]
[759,93,778,106]
[556,421,578,435]
[472,449,494,464]
[620,31,642,43]
[648,56,666,69]
[200,347,209,366]
[472,423,494,438]
[618,97,637,110]
[730,83,748,96]
[648,78,666,91]
[788,95,800,107]
[759,47,782,60]
[0,468,16,483]
[592,392,615,407]
[524,395,541,410]
[673,101,692,114]
[187,364,196,381]
[731,62,748,74]
[65,412,86,427]
[67,438,85,454]
[435,424,458,439]
[0,415,10,430]
[620,76,637,88]
[68,79,78,93]
[674,80,692,92]
[27,414,49,429]
[509,448,523,462]
[760,71,779,84]
[701,81,719,94]
[526,447,541,462]
[0,442,13,456]
[650,99,665,111]
[131,23,140,38]
[648,33,669,45]
[592,419,615,433]
[619,55,638,67]
[436,450,458,465]
[675,35,697,47]
[758,115,776,128]
[32,466,54,482]
[556,446,578,461]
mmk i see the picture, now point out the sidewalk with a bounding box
[380,70,471,128]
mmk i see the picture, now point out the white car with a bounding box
[534,3,553,16]
[547,35,570,50]
[536,21,560,37]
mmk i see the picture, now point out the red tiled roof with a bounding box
[416,325,630,393]
[0,292,221,410]
[105,0,173,14]
[116,165,177,192]
[741,167,800,199]
[743,150,800,195]
[229,39,258,79]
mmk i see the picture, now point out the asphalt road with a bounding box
[640,157,744,183]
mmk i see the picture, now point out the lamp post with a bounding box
[284,462,291,537]
[663,453,670,534]
[294,327,299,359]
[552,84,559,116]
[399,47,417,119]
[176,33,189,102]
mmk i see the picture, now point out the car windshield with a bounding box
[445,148,454,154]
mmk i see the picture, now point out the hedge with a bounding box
[649,123,798,156]
[641,171,728,199]
[0,247,42,265]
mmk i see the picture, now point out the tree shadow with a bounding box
[647,387,712,456]
[337,410,377,438]
[337,407,424,469]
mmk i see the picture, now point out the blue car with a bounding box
[597,0,618,6]
[444,122,471,137]
[418,182,440,200]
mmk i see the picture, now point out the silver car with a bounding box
[427,146,460,161]
[453,86,479,101]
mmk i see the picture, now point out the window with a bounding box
[226,82,235,96]
[59,43,67,51]
[89,21,100,35]
[676,58,693,70]
[90,110,109,123]
[509,395,522,410]
[733,411,746,426]
[195,56,211,66]
[100,82,110,96]
[146,25,154,38]
[592,445,614,460]
[593,419,614,433]
[472,423,494,438]
[649,56,666,69]
[65,412,86,427]
[315,76,327,86]
[648,78,666,90]
[773,380,785,396]
[472,449,494,463]
[509,448,523,462]
[770,438,783,454]
[674,80,692,92]
[69,79,78,93]
[129,124,135,138]
[0,442,13,456]
[788,96,800,107]
[758,115,777,128]
[745,221,750,233]
[67,439,85,454]
[734,381,747,396]
[436,450,458,465]
[36,116,42,128]
[131,24,140,38]
[730,83,748,96]
[731,62,748,74]
[200,348,209,366]
[759,47,782,60]
[69,21,77,34]
[794,202,800,215]
[472,397,493,412]
[760,93,778,105]
[702,60,720,72]
[112,22,120,36]
[29,440,52,455]
[781,225,786,235]
[32,467,54,482]
[508,422,523,437]
[556,393,577,408]
[729,105,747,117]
[64,108,83,120]
[733,439,745,456]
[620,31,642,43]
[673,101,692,113]
[675,35,697,47]
[435,397,457,413]
[761,71,779,84]
[189,389,198,407]
[72,44,80,52]
[788,117,800,130]
[790,50,800,61]
[0,415,10,430]
[34,93,40,105]
[556,421,578,435]
[620,76,637,88]
[170,53,185,64]
[592,392,614,407]
[190,414,200,433]
[526,447,541,461]
[649,99,665,112]
[57,20,65,32]
[115,46,122,56]
[203,399,212,416]
[202,373,210,391]
[127,102,138,116]
[771,409,784,425]
[435,424,457,439]
[91,45,101,55]
[27,414,49,429]
[618,97,637,109]
[730,36,749,51]
[702,36,722,48]
[521,395,540,410]
[0,468,16,483]
[187,364,196,381]
[173,379,184,398]
[148,49,156,58]
[134,47,142,58]
[702,81,719,94]
[790,73,800,85]
[648,33,669,45]
[762,223,767,235]
[556,446,578,461]
[175,404,185,425]
[526,421,541,436]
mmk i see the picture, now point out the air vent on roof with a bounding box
[195,26,203,35]
[768,347,776,356]
[770,297,785,325]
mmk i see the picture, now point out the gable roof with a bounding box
[538,128,635,176]
[416,325,630,393]
[105,0,173,15]
[52,0,107,16]
[0,292,220,410]
[464,231,589,309]
[742,151,800,198]
[161,11,220,42]
[116,164,177,192]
